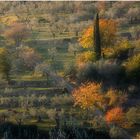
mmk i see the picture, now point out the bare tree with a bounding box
[4,23,29,47]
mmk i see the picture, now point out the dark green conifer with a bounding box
[94,13,101,60]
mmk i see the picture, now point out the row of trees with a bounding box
[0,22,43,81]
[0,1,139,40]
[72,82,140,130]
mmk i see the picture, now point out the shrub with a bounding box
[109,126,130,139]
[76,62,100,83]
[76,51,96,64]
[111,40,133,60]
[64,63,77,81]
[91,116,107,131]
[136,132,140,139]
[4,87,13,94]
[34,62,50,77]
[97,60,125,83]
[126,107,139,125]
[38,107,48,118]
[76,60,125,84]
[29,108,37,117]
[46,109,56,121]
[68,43,83,55]
[0,111,9,122]
[105,107,125,126]
[106,89,127,108]
[38,17,47,23]
[102,47,114,58]
[46,109,64,121]
[50,94,73,107]
[125,54,140,82]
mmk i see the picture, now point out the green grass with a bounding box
[24,119,56,131]
[0,108,7,113]
[27,87,56,91]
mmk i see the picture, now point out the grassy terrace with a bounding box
[0,1,140,138]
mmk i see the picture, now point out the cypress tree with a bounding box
[94,13,101,60]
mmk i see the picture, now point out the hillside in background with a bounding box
[0,1,140,139]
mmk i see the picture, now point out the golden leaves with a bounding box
[79,19,117,48]
[72,82,103,110]
[0,15,18,25]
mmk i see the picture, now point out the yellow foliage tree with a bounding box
[72,82,104,110]
[72,84,127,112]
[76,51,96,64]
[0,15,18,25]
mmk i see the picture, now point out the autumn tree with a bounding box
[4,23,29,47]
[79,19,117,49]
[0,48,11,82]
[76,51,96,64]
[105,107,125,126]
[72,83,127,111]
[72,82,104,110]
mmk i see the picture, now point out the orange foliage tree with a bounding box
[105,107,125,126]
[72,83,128,126]
[72,84,127,111]
[72,82,105,110]
[79,19,117,49]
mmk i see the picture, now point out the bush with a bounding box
[136,132,140,139]
[46,108,64,121]
[91,116,107,131]
[76,51,96,64]
[109,126,130,139]
[111,40,133,60]
[106,89,127,108]
[125,54,140,82]
[38,17,47,23]
[76,60,125,85]
[50,94,73,107]
[46,109,56,121]
[126,107,139,125]
[76,62,100,83]
[105,107,125,126]
[4,87,13,94]
[68,43,83,55]
[64,63,77,81]
[29,108,37,117]
[97,60,125,84]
